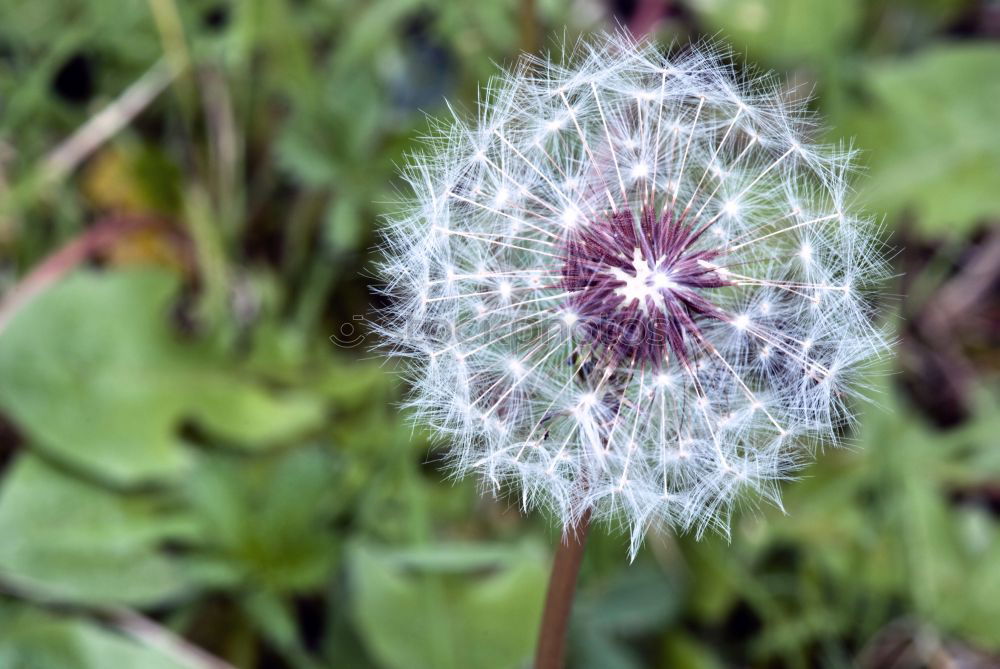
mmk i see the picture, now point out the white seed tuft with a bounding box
[375,33,891,559]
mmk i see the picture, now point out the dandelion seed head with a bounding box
[377,33,891,559]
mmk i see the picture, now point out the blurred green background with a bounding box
[0,1,998,667]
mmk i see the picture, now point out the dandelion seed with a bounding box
[377,33,891,560]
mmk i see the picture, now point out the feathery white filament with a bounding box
[377,33,890,558]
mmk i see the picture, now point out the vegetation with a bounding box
[0,1,997,667]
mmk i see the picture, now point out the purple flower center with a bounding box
[561,207,731,366]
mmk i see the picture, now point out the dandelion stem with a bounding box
[534,508,592,669]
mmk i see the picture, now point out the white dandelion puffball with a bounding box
[378,33,890,556]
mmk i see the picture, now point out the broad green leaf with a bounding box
[183,379,325,447]
[0,602,189,669]
[0,269,326,484]
[835,44,1000,235]
[348,541,548,669]
[0,270,189,481]
[0,455,193,606]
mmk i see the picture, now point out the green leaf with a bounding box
[184,379,325,448]
[240,589,324,669]
[873,0,975,47]
[835,44,1000,235]
[571,565,682,669]
[685,0,861,65]
[0,602,189,669]
[0,269,326,484]
[276,113,340,187]
[184,448,341,594]
[576,566,680,633]
[0,455,193,606]
[661,632,726,669]
[348,541,548,669]
[870,400,1000,648]
[0,270,189,482]
[572,632,642,669]
[738,365,1000,651]
[324,197,363,254]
